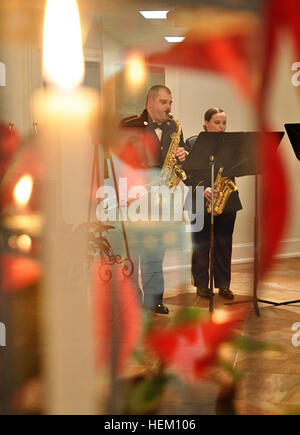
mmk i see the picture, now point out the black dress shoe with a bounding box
[197,287,214,299]
[150,303,169,314]
[218,288,234,300]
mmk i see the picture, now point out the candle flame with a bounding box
[126,53,146,87]
[13,175,33,206]
[8,234,32,253]
[43,0,84,89]
[17,234,32,253]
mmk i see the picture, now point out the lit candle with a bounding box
[13,174,33,207]
[32,0,99,225]
[32,0,98,414]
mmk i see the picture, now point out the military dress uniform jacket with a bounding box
[120,109,185,168]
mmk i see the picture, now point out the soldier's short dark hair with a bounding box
[146,85,171,104]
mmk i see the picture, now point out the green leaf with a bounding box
[218,360,243,381]
[233,336,280,352]
[141,310,153,334]
[132,349,143,363]
[126,374,172,414]
[170,306,208,327]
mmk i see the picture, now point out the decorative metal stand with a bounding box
[88,143,134,281]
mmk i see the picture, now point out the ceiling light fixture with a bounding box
[164,36,185,43]
[139,10,169,19]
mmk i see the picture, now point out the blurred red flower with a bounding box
[92,264,142,373]
[148,33,257,106]
[0,122,45,208]
[117,128,159,170]
[145,307,247,382]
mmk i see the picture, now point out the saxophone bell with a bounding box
[206,167,237,215]
[174,165,187,181]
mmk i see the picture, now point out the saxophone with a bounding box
[161,118,187,188]
[206,167,237,215]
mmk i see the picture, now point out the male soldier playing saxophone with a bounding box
[120,85,187,314]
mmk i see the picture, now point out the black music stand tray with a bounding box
[285,123,300,161]
[183,131,285,316]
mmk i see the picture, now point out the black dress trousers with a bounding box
[191,209,237,289]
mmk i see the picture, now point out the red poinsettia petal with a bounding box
[258,129,289,276]
[202,306,247,349]
[92,264,142,373]
[193,352,217,378]
[258,0,297,276]
[116,128,159,169]
[148,33,257,106]
[146,306,248,381]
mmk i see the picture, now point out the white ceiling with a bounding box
[0,0,261,55]
[83,0,262,54]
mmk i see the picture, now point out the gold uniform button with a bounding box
[144,121,148,125]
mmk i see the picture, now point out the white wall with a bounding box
[102,34,126,83]
[0,43,42,137]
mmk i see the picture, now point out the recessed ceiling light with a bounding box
[139,10,169,19]
[164,36,185,43]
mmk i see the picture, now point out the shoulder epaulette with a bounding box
[123,114,141,124]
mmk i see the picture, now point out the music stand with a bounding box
[285,124,300,161]
[184,132,244,312]
[183,132,222,312]
[183,131,285,315]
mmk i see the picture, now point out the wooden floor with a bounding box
[12,257,300,414]
[121,257,300,415]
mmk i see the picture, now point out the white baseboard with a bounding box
[276,237,300,258]
[163,238,300,271]
[232,238,300,264]
[232,243,253,264]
